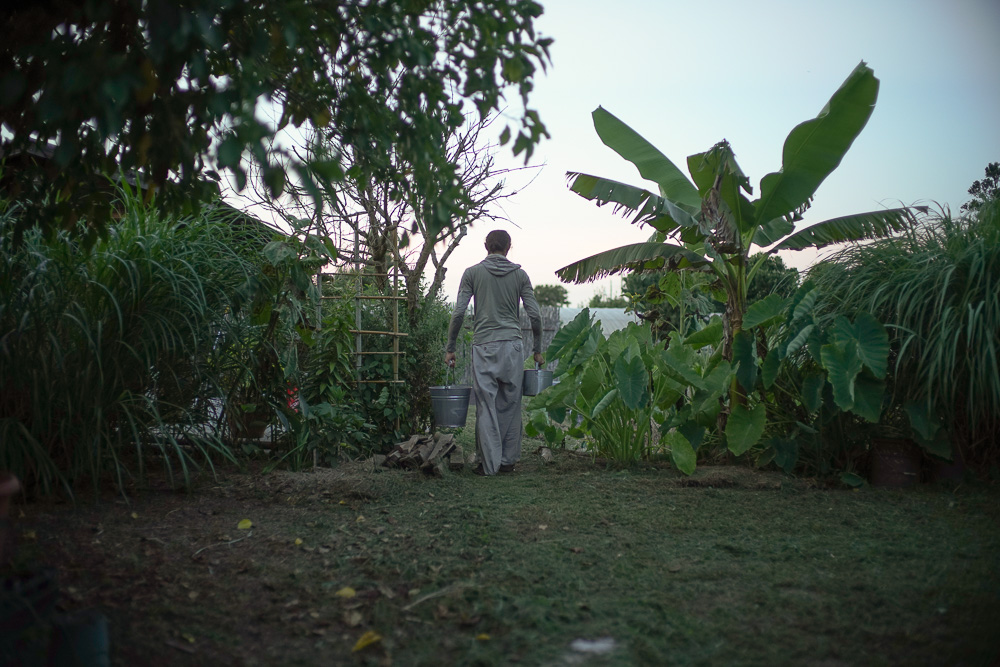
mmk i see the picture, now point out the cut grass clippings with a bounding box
[5,407,1000,666]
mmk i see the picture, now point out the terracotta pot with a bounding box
[870,438,921,487]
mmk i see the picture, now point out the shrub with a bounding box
[810,201,1000,464]
[0,190,261,495]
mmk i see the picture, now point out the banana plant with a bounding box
[557,61,923,436]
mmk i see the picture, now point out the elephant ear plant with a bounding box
[555,61,921,466]
[527,309,734,473]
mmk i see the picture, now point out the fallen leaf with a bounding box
[23,530,37,541]
[294,538,303,546]
[476,633,490,641]
[352,630,382,652]
[181,633,196,644]
[188,591,200,600]
[237,519,253,530]
[335,587,356,598]
[344,611,363,627]
[570,547,583,554]
[131,512,139,519]
[538,524,548,531]
[355,515,366,524]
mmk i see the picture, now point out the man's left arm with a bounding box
[520,273,544,364]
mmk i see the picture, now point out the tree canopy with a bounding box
[534,284,569,308]
[0,1,552,240]
[962,162,1000,212]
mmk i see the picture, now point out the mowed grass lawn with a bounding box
[9,406,1000,666]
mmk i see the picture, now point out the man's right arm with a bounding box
[446,269,474,353]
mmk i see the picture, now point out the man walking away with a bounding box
[444,230,544,476]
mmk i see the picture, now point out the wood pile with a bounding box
[383,433,465,475]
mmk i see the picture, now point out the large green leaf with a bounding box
[659,345,710,390]
[831,312,889,379]
[904,400,937,441]
[801,371,826,413]
[684,316,723,349]
[547,308,595,360]
[772,207,921,251]
[591,388,619,419]
[851,374,885,422]
[769,437,799,474]
[726,402,767,456]
[555,242,709,284]
[578,361,606,402]
[755,62,880,225]
[733,330,757,392]
[566,172,698,232]
[780,323,814,358]
[664,430,697,475]
[614,352,649,410]
[743,294,788,330]
[761,351,781,389]
[592,107,701,213]
[820,339,863,411]
[752,218,795,246]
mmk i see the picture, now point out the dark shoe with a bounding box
[499,464,516,473]
[473,465,487,476]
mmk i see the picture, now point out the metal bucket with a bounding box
[522,365,553,396]
[430,384,472,427]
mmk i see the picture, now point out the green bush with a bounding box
[0,190,262,495]
[810,201,1000,464]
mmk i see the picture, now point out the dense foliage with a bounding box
[0,190,261,494]
[0,0,552,240]
[811,200,1000,463]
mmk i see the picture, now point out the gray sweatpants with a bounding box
[471,340,524,475]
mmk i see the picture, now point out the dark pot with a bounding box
[870,438,922,487]
[0,472,20,566]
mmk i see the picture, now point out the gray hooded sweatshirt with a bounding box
[446,254,543,353]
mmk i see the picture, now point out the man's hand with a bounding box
[533,352,545,366]
[445,352,456,367]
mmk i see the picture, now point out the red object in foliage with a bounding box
[286,387,299,411]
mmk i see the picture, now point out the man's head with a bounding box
[485,230,511,255]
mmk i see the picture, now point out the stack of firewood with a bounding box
[382,433,465,475]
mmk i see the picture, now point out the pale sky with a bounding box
[438,0,1000,307]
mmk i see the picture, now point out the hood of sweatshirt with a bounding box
[480,253,521,277]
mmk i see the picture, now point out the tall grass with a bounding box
[0,188,263,496]
[811,200,1000,455]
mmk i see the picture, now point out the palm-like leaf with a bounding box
[772,207,921,251]
[555,242,709,284]
[754,61,879,225]
[566,172,698,232]
[592,107,701,212]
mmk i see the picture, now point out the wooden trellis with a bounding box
[317,234,407,386]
